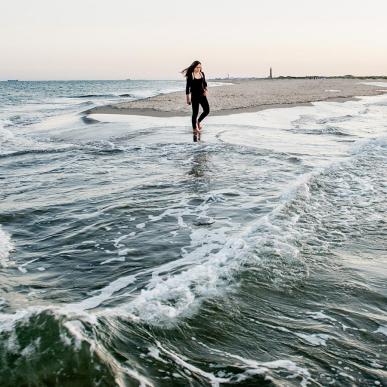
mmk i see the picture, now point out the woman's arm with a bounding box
[186,76,191,104]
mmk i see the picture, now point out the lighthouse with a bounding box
[269,67,273,79]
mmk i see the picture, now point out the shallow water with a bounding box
[0,80,387,386]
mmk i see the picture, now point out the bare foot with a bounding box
[194,123,202,141]
[197,121,203,130]
[196,128,201,141]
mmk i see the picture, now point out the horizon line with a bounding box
[2,74,387,82]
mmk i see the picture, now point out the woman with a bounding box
[181,60,210,142]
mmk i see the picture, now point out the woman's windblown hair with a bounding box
[181,60,201,78]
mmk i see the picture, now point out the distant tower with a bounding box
[269,67,273,79]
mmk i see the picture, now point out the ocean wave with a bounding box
[291,126,352,136]
[316,114,354,124]
[0,146,77,159]
[61,193,248,325]
[69,93,133,99]
[64,176,311,325]
[80,115,101,124]
[69,94,116,98]
[0,308,120,386]
[291,113,356,128]
[219,134,385,295]
[1,300,313,386]
[123,236,248,324]
[50,134,387,328]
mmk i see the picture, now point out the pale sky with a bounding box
[1,0,386,80]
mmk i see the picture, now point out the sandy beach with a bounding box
[85,78,387,117]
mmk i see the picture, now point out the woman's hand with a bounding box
[186,95,191,105]
[203,89,208,97]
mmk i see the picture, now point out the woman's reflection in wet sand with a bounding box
[188,150,209,178]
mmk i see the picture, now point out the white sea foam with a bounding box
[0,307,45,334]
[146,346,167,363]
[294,332,330,346]
[122,236,247,324]
[62,320,86,350]
[156,342,229,386]
[0,226,15,268]
[113,234,129,247]
[118,248,132,256]
[100,257,126,265]
[17,257,40,273]
[163,340,312,387]
[0,123,15,143]
[361,81,387,88]
[306,311,337,323]
[64,274,137,312]
[374,325,387,337]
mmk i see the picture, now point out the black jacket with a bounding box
[186,72,208,96]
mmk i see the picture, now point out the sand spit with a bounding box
[85,78,387,117]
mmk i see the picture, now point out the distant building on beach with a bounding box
[269,68,273,79]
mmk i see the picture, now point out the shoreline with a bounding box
[84,78,387,118]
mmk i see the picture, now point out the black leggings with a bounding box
[191,95,210,129]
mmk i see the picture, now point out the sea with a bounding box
[0,79,386,386]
